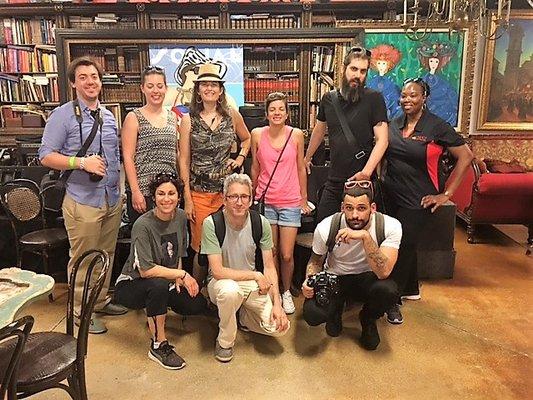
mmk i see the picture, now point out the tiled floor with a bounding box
[20,224,533,399]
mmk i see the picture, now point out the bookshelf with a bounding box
[0,1,386,135]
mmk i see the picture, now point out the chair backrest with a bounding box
[0,178,44,226]
[0,315,34,399]
[66,249,110,359]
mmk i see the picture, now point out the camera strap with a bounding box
[330,89,366,160]
[58,99,102,184]
[326,211,385,253]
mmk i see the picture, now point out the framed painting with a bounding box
[359,26,475,134]
[477,12,533,133]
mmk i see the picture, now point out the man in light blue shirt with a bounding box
[39,56,126,334]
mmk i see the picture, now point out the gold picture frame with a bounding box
[477,11,533,133]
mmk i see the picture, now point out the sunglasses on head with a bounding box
[266,91,287,100]
[143,65,164,73]
[155,172,178,180]
[344,180,374,197]
[349,46,372,58]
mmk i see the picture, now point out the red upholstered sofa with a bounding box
[450,159,533,249]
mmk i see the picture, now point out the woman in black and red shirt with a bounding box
[383,78,473,324]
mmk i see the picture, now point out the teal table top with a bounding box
[0,268,55,328]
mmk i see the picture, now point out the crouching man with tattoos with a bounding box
[302,181,402,350]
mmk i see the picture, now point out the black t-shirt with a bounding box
[384,110,465,209]
[317,89,387,181]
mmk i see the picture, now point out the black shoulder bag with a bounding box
[252,128,294,215]
[54,100,102,192]
[330,90,387,212]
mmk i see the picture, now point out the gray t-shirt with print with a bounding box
[116,208,188,284]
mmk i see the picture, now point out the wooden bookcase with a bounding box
[0,1,392,139]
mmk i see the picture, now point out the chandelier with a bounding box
[400,0,512,41]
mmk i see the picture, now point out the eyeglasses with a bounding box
[225,194,251,203]
[143,65,164,73]
[199,81,221,88]
[344,180,374,197]
[348,46,372,58]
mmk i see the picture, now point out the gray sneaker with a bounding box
[215,341,233,362]
[386,304,404,325]
[148,340,186,370]
[75,314,107,334]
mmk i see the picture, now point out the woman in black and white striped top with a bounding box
[122,65,180,225]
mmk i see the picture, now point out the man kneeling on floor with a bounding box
[302,180,402,350]
[201,173,290,362]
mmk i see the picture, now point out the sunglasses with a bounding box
[266,92,287,100]
[143,65,165,73]
[403,77,429,95]
[344,180,374,197]
[155,172,178,180]
[348,46,372,58]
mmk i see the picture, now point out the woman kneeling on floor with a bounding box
[114,172,207,370]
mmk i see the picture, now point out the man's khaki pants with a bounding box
[208,278,289,348]
[62,194,122,312]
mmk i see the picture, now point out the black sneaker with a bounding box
[148,340,186,370]
[325,311,343,337]
[359,311,380,351]
[386,304,404,325]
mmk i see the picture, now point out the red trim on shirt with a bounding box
[427,142,443,191]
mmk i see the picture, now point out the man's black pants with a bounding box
[114,277,207,317]
[303,271,398,326]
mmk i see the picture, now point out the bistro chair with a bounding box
[0,179,68,300]
[0,315,35,400]
[12,249,110,400]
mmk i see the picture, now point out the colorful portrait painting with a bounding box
[364,30,466,129]
[148,44,244,116]
[478,12,533,132]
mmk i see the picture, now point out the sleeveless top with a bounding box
[255,125,301,207]
[189,113,235,193]
[129,108,178,196]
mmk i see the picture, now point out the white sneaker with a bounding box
[281,290,295,314]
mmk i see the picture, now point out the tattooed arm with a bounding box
[335,227,398,279]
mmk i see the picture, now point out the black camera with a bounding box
[89,173,103,182]
[307,271,340,307]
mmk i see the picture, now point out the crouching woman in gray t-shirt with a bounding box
[114,172,207,370]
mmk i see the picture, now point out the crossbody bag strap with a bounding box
[259,127,294,201]
[59,100,102,183]
[330,90,366,160]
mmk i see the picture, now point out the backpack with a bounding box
[325,212,385,253]
[198,209,264,272]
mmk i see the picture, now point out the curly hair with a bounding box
[149,172,184,199]
[369,44,402,71]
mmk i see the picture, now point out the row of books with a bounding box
[101,85,142,103]
[244,49,298,73]
[0,44,56,73]
[230,14,300,30]
[244,76,299,103]
[70,45,141,72]
[1,17,55,45]
[309,72,334,103]
[0,73,59,103]
[312,46,335,73]
[68,14,137,30]
[150,14,219,30]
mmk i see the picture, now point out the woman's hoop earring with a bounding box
[217,98,222,104]
[196,95,202,104]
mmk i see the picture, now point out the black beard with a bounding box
[341,76,365,104]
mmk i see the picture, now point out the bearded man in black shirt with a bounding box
[305,46,389,222]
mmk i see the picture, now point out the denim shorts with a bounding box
[264,204,301,227]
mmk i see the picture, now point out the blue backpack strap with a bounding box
[326,212,343,253]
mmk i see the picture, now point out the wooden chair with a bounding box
[12,249,110,400]
[0,315,34,400]
[0,179,68,300]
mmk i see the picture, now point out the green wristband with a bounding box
[68,156,76,169]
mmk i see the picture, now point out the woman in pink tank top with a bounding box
[251,92,311,315]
